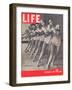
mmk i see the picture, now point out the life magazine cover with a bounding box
[21,13,63,77]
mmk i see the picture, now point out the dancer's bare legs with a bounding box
[36,41,46,66]
[25,40,31,53]
[28,40,35,53]
[50,45,60,68]
[30,39,38,58]
[32,40,41,62]
[46,43,53,69]
[37,35,51,67]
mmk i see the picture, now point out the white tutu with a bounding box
[44,36,51,44]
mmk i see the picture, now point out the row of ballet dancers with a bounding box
[22,19,61,69]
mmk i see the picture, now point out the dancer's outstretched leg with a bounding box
[37,42,46,67]
[30,40,38,58]
[32,40,41,62]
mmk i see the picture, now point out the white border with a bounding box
[16,7,68,83]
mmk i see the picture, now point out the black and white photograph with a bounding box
[21,13,63,71]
